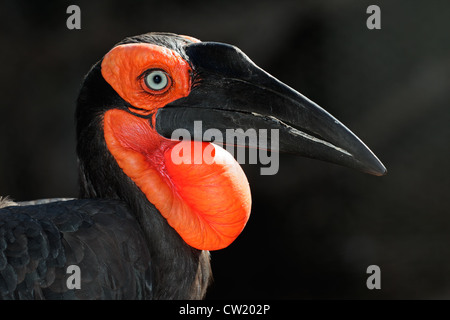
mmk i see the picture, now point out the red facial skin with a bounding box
[101,43,251,250]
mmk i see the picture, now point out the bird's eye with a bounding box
[144,69,170,92]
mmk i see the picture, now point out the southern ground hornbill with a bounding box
[0,32,386,299]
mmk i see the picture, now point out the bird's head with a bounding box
[76,32,386,251]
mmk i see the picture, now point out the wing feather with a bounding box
[0,199,152,299]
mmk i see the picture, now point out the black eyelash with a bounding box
[191,70,204,88]
[137,70,148,82]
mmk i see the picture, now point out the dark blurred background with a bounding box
[0,0,449,299]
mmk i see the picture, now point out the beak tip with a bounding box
[373,168,387,177]
[365,160,387,176]
[378,166,388,176]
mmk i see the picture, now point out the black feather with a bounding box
[1,32,212,300]
[0,199,153,299]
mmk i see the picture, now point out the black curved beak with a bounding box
[155,42,386,176]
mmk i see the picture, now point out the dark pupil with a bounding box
[153,74,162,84]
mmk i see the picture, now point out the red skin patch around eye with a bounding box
[101,43,192,116]
[101,43,252,250]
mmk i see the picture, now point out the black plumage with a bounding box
[0,33,211,300]
[0,197,210,299]
[0,199,152,299]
